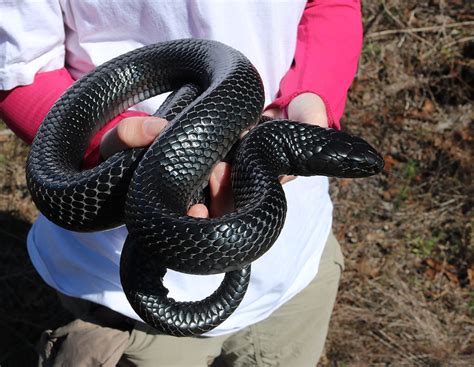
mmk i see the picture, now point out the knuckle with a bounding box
[117,118,140,144]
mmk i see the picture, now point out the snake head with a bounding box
[303,132,385,178]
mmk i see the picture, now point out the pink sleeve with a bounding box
[266,0,363,129]
[0,68,148,167]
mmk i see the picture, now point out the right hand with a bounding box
[264,93,329,184]
[100,116,234,219]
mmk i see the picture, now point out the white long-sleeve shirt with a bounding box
[1,0,334,336]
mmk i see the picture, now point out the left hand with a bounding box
[99,116,231,219]
[213,92,330,213]
[101,93,329,219]
[207,92,330,214]
[264,92,329,184]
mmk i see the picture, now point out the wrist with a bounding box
[287,93,328,128]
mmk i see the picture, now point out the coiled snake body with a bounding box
[26,39,384,336]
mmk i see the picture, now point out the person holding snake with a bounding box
[0,1,381,366]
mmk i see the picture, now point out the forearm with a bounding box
[267,0,363,129]
[0,68,147,167]
[0,69,74,144]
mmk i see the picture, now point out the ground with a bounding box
[0,1,473,366]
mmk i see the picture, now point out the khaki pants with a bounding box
[38,232,343,367]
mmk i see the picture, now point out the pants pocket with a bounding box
[37,318,129,367]
[320,230,345,272]
[332,232,345,272]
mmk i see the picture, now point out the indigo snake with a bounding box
[26,39,384,336]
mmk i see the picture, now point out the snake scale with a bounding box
[26,39,384,336]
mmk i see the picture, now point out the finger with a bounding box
[263,108,284,119]
[279,175,296,184]
[209,162,234,217]
[187,203,209,218]
[100,116,167,159]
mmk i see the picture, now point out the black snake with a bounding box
[26,39,384,336]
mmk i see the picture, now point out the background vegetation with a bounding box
[0,1,472,365]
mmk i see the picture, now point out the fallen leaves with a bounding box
[468,268,474,288]
[383,154,399,172]
[424,258,460,285]
[356,257,380,278]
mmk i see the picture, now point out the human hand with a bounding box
[264,92,329,184]
[100,116,233,219]
[100,94,328,218]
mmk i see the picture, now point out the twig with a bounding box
[422,34,474,60]
[370,330,423,365]
[426,86,448,119]
[367,21,474,39]
[0,129,13,136]
[443,36,474,49]
[364,4,385,35]
[0,129,14,136]
[378,1,434,47]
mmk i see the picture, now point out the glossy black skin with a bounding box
[27,39,384,336]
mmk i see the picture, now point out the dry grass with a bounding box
[321,1,473,365]
[0,1,473,366]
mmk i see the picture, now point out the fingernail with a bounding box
[143,118,166,137]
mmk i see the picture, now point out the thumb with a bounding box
[100,116,167,159]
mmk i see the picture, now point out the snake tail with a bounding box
[120,235,250,336]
